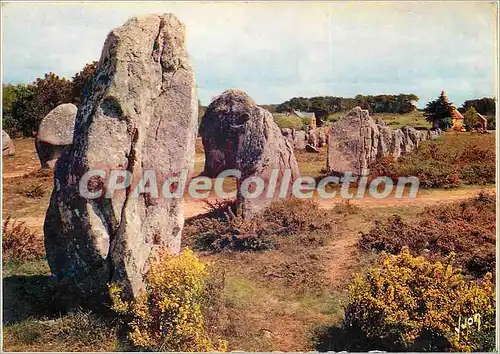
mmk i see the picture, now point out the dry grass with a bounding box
[2,216,45,262]
[2,311,121,352]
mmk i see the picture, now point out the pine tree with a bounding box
[423,91,454,130]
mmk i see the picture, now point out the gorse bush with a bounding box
[359,193,495,278]
[370,133,495,188]
[110,248,227,352]
[184,199,337,252]
[2,216,45,261]
[344,248,495,352]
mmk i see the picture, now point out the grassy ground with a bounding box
[1,133,496,351]
[325,110,430,129]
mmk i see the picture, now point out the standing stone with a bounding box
[327,107,380,175]
[428,128,442,140]
[36,103,77,168]
[307,129,318,147]
[391,129,405,159]
[2,130,15,156]
[44,14,198,299]
[317,128,326,147]
[199,90,300,218]
[293,130,307,150]
[306,128,326,148]
[377,124,393,157]
[401,126,416,153]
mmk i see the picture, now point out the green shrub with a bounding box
[110,248,227,352]
[344,248,495,351]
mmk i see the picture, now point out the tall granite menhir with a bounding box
[327,107,439,175]
[199,90,300,217]
[44,14,198,299]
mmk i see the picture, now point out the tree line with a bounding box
[3,65,496,137]
[273,94,420,118]
[2,62,98,137]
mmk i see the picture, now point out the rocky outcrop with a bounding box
[44,14,198,299]
[2,130,15,156]
[280,127,326,151]
[428,128,442,140]
[327,107,442,174]
[36,103,77,168]
[200,90,300,217]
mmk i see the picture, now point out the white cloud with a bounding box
[1,1,497,106]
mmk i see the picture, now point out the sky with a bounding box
[1,1,498,107]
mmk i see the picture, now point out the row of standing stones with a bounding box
[23,14,442,301]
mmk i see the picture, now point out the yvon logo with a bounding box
[455,313,481,341]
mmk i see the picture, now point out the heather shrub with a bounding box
[370,134,495,188]
[109,248,227,352]
[344,248,495,351]
[2,216,44,261]
[359,193,495,278]
[184,199,337,252]
[263,198,336,235]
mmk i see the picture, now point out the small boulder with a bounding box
[36,103,77,168]
[306,144,320,153]
[2,130,15,156]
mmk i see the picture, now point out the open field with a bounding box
[324,110,431,128]
[2,132,496,351]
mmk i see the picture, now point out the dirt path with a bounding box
[184,186,494,219]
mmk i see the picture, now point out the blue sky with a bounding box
[2,2,497,107]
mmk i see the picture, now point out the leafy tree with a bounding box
[10,73,73,136]
[423,91,454,130]
[275,94,418,117]
[72,61,98,105]
[463,106,479,131]
[460,97,496,116]
[9,84,36,136]
[2,84,29,134]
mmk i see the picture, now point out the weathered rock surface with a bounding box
[377,124,393,157]
[306,144,320,153]
[2,130,15,156]
[327,107,442,174]
[280,127,327,151]
[293,130,307,150]
[307,127,326,148]
[44,14,198,299]
[327,107,379,175]
[36,103,77,168]
[200,90,300,217]
[428,128,442,140]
